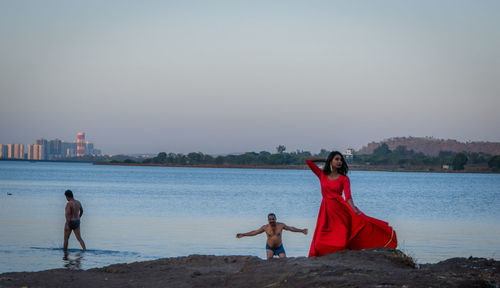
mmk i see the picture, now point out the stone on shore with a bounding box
[0,248,498,287]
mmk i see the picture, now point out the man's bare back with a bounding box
[66,200,82,221]
[236,213,307,259]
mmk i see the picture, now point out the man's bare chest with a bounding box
[266,227,282,237]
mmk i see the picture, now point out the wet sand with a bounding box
[1,248,498,287]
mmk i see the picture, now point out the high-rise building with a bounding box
[38,144,44,160]
[7,144,13,158]
[13,144,19,158]
[49,138,62,158]
[77,132,85,156]
[13,144,24,159]
[36,138,48,160]
[34,139,48,160]
[85,141,94,155]
[0,145,6,158]
[33,144,39,160]
[27,144,34,160]
[61,141,77,157]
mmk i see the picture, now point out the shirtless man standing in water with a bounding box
[236,213,307,259]
[63,190,86,251]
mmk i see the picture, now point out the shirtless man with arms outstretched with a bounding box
[63,190,86,251]
[236,213,307,259]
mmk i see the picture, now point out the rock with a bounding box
[0,249,498,287]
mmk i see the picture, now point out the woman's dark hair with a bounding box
[323,151,349,176]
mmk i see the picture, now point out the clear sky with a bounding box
[1,0,499,155]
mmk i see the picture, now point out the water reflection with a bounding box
[63,251,83,270]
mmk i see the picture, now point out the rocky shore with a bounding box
[1,248,498,287]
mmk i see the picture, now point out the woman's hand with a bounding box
[347,199,361,215]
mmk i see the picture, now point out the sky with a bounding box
[1,0,499,155]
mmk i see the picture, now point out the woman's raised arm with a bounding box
[305,158,326,178]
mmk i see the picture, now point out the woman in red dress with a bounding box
[307,151,397,257]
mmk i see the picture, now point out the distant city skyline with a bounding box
[1,1,499,155]
[0,132,101,160]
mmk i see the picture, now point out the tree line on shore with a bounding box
[112,144,500,172]
[131,145,322,166]
[52,144,500,172]
[355,143,500,171]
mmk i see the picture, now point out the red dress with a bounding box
[307,160,397,257]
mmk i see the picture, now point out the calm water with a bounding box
[0,161,499,273]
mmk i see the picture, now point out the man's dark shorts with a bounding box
[266,244,286,256]
[68,220,80,230]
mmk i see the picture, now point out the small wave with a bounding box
[29,247,139,256]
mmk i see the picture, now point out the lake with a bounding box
[0,161,499,273]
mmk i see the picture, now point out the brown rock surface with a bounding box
[1,248,498,287]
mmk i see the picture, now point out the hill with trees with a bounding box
[357,137,500,156]
[352,143,499,172]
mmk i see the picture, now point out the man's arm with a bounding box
[78,201,83,217]
[236,225,266,238]
[283,224,308,235]
[65,203,71,223]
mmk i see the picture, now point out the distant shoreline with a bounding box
[1,159,496,173]
[93,162,307,170]
[93,162,499,174]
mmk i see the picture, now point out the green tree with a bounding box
[204,154,215,164]
[167,153,177,163]
[269,153,285,165]
[468,152,489,164]
[187,152,204,164]
[398,159,409,166]
[239,152,258,165]
[276,145,286,154]
[317,149,330,158]
[157,152,167,163]
[215,156,224,165]
[373,143,391,156]
[452,153,468,170]
[257,151,271,164]
[393,145,409,156]
[438,151,455,165]
[488,155,500,171]
[176,153,187,165]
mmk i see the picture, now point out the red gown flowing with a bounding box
[307,160,397,257]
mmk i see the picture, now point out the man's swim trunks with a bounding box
[266,244,286,256]
[68,220,80,230]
